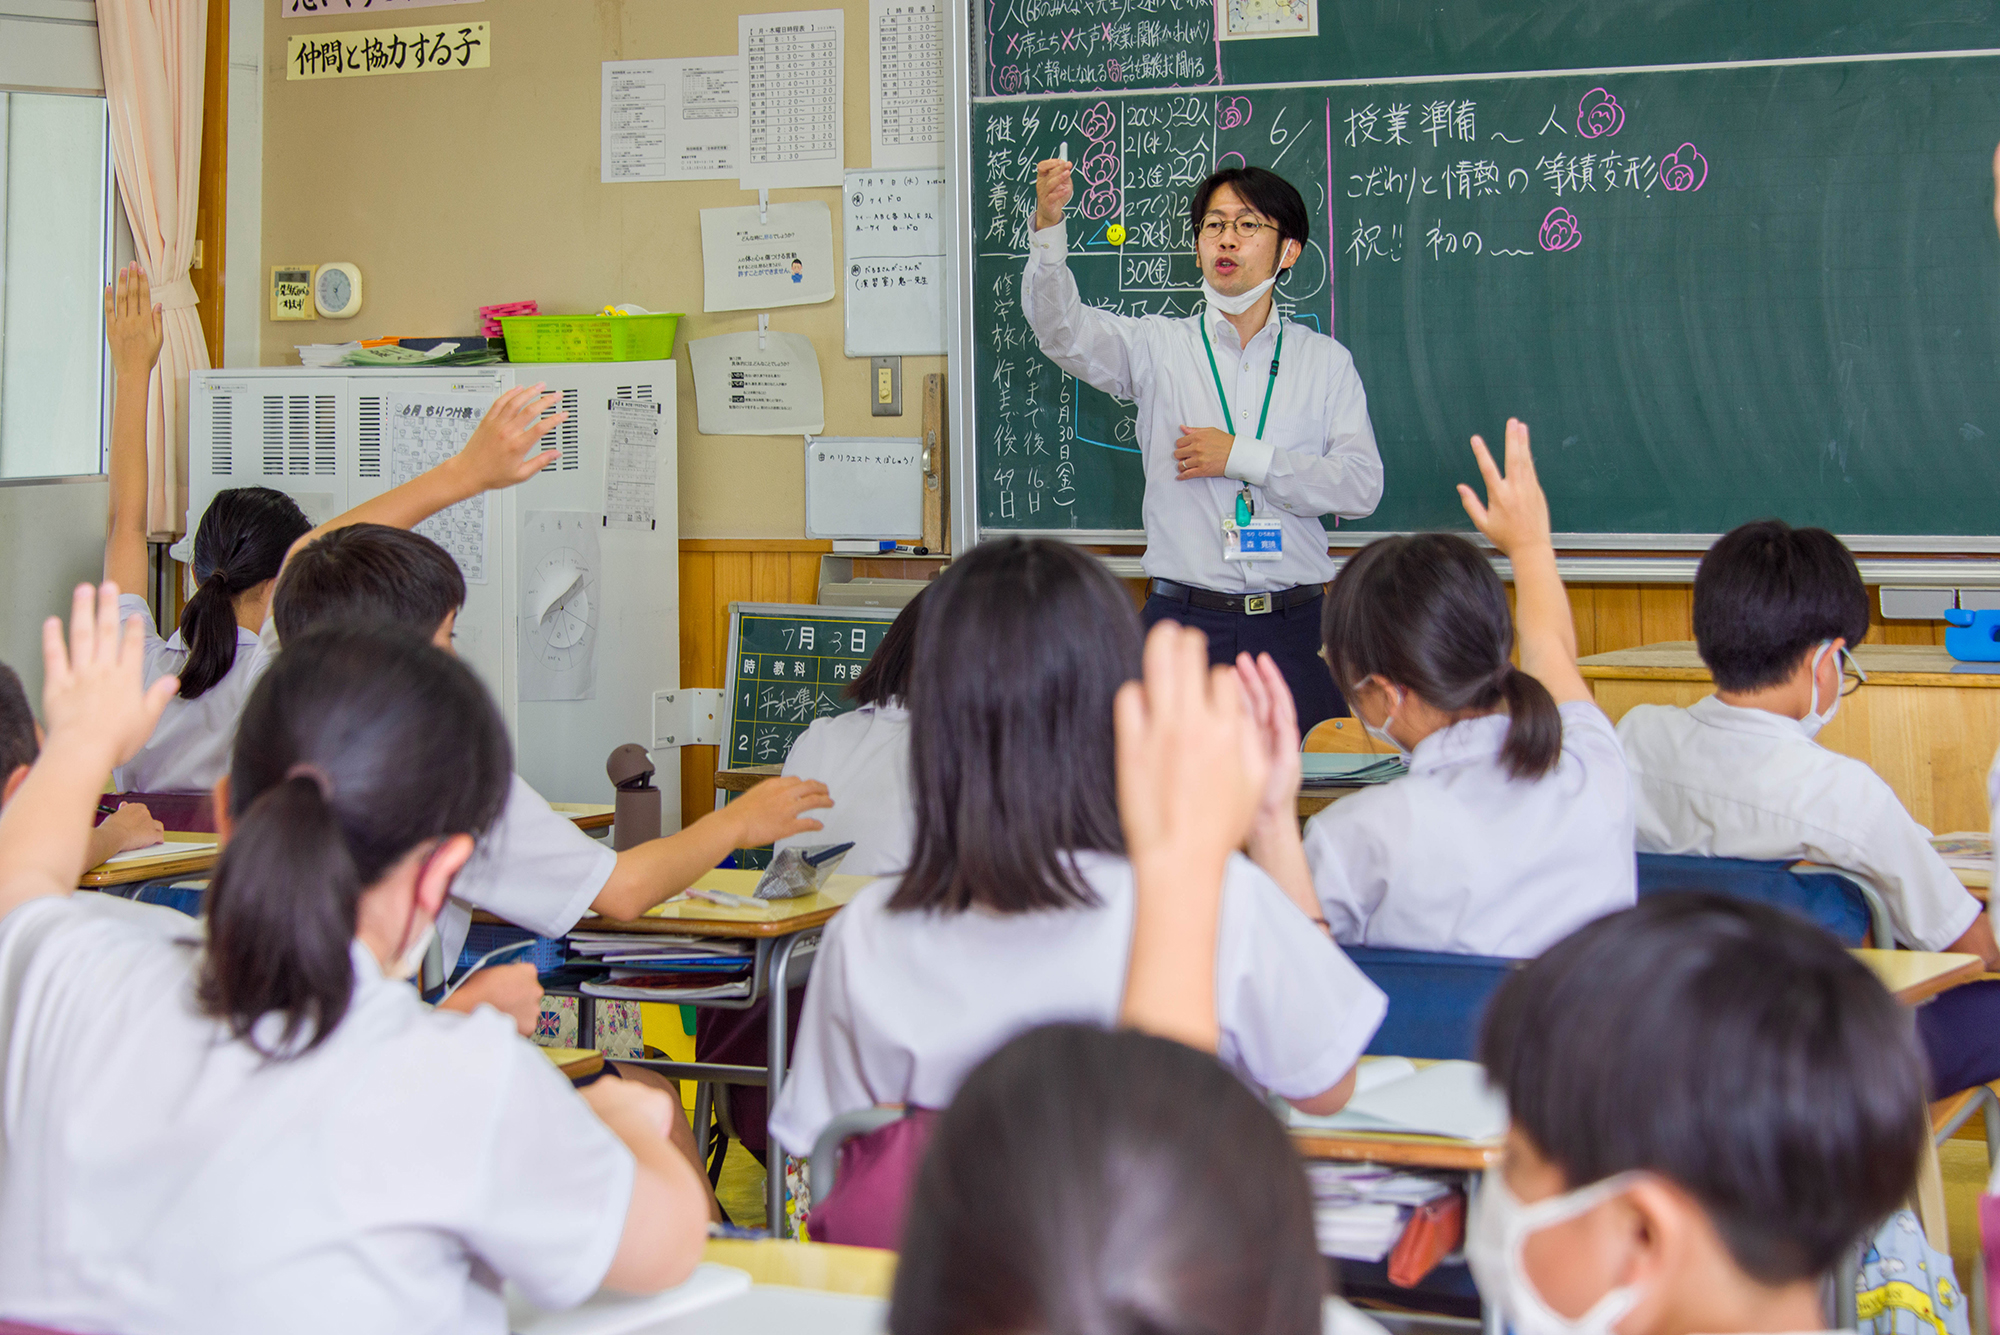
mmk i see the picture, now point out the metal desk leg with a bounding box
[692,1080,714,1178]
[1467,1171,1503,1335]
[766,931,804,1236]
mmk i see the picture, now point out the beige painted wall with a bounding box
[260,0,945,537]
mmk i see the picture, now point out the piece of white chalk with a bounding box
[1058,141,1069,162]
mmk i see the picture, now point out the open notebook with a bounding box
[1288,1058,1508,1142]
[1300,753,1407,787]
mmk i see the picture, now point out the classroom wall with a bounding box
[258,0,942,538]
[0,478,108,701]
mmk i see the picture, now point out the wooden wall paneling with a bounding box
[1567,586,1596,659]
[678,550,718,831]
[1638,585,1692,645]
[1591,586,1646,655]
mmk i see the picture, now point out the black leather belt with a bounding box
[1148,579,1322,616]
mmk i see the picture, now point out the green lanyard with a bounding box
[1200,316,1283,527]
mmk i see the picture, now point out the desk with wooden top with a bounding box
[703,1238,896,1298]
[566,868,870,1238]
[1579,641,2000,835]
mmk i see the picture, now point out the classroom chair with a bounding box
[1634,853,1876,946]
[804,1106,930,1250]
[1341,947,1517,1062]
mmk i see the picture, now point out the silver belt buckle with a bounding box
[1244,593,1272,615]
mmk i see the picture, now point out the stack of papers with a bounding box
[1930,832,1992,871]
[1289,1058,1509,1142]
[1300,753,1408,787]
[296,342,363,368]
[1304,1162,1455,1261]
[570,934,754,1001]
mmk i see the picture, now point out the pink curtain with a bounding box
[98,0,209,540]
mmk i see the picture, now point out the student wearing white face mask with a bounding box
[1023,161,1384,733]
[1249,420,1634,958]
[1469,892,1928,1335]
[1618,520,1996,966]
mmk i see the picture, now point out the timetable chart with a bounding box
[723,603,900,770]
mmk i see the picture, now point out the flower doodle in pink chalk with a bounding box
[1539,206,1583,252]
[994,65,1024,94]
[1576,88,1624,139]
[1076,102,1116,143]
[1106,58,1125,82]
[1660,142,1708,192]
[1218,96,1253,132]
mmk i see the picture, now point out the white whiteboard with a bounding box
[804,435,923,538]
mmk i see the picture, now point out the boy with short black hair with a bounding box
[1618,519,1993,966]
[1472,892,1930,1335]
[0,663,163,870]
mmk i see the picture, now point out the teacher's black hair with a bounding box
[1692,520,1869,693]
[891,537,1136,914]
[892,1023,1325,1335]
[1480,892,1925,1285]
[1190,165,1310,253]
[1322,532,1562,779]
[847,586,926,707]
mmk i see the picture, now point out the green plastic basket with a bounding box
[498,312,681,363]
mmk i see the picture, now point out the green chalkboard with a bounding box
[722,603,901,770]
[971,58,2000,540]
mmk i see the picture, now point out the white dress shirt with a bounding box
[772,702,915,878]
[1620,695,1981,952]
[113,593,272,794]
[441,774,617,967]
[0,894,632,1335]
[768,850,1387,1155]
[1303,702,1637,957]
[1022,223,1383,591]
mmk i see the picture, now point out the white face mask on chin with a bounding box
[1465,1170,1648,1335]
[1352,678,1413,760]
[1202,274,1277,316]
[390,917,437,982]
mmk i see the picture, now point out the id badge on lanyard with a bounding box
[1203,318,1285,563]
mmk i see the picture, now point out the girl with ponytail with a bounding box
[1237,420,1634,959]
[0,588,710,1329]
[102,266,310,802]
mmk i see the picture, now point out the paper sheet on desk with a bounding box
[1290,1059,1508,1142]
[101,840,217,865]
[506,1261,751,1334]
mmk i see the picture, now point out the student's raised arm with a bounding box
[1458,419,1591,706]
[586,776,833,921]
[0,584,178,920]
[1115,621,1270,1052]
[282,384,566,570]
[102,265,164,593]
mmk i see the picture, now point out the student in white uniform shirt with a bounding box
[772,588,923,877]
[1271,421,1634,958]
[100,266,311,809]
[0,591,708,1333]
[770,537,1386,1169]
[1618,518,2000,1096]
[1024,162,1384,734]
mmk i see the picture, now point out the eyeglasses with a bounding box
[1198,217,1271,240]
[1838,646,1867,697]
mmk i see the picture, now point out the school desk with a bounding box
[597,1284,884,1335]
[1853,949,1984,1005]
[703,1238,896,1298]
[1579,641,2000,836]
[77,833,217,889]
[555,868,870,1239]
[78,807,616,891]
[539,1046,604,1082]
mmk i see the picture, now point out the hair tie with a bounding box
[284,762,334,799]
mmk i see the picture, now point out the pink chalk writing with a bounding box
[1539,206,1583,252]
[1660,142,1708,191]
[1218,96,1253,132]
[1577,88,1624,139]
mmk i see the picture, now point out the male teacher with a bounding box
[1023,161,1383,729]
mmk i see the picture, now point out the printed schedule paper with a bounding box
[739,9,845,190]
[386,394,488,583]
[602,56,741,183]
[869,0,943,169]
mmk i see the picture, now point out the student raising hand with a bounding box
[1,583,178,915]
[1234,651,1327,927]
[104,263,164,389]
[1457,418,1590,706]
[1114,621,1269,1051]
